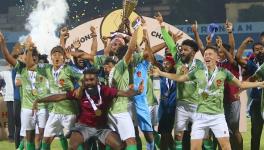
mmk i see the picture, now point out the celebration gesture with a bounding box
[225,19,233,33]
[73,38,81,49]
[150,66,161,77]
[0,32,6,46]
[172,31,184,43]
[90,26,97,37]
[216,36,223,48]
[206,34,212,45]
[241,37,254,46]
[60,27,69,40]
[154,12,164,26]
[191,21,198,33]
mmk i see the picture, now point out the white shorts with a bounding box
[149,105,158,126]
[174,101,197,132]
[108,112,135,141]
[20,124,40,137]
[44,113,76,137]
[191,113,229,140]
[127,102,138,126]
[20,108,48,134]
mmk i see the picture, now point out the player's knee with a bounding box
[125,137,136,145]
[111,141,124,150]
[68,141,79,150]
[174,131,184,141]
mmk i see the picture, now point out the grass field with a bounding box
[0,119,263,150]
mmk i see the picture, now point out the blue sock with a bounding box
[146,141,155,150]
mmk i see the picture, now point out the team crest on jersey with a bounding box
[216,79,223,87]
[59,79,65,86]
[137,71,142,77]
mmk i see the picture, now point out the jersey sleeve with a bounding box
[132,52,144,66]
[103,86,118,99]
[115,59,128,75]
[254,63,264,79]
[67,65,83,81]
[66,90,77,100]
[14,61,26,73]
[94,55,106,69]
[161,27,178,58]
[225,69,235,82]
[187,69,197,81]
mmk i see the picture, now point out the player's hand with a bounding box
[206,34,212,45]
[0,32,6,47]
[32,100,38,116]
[191,21,198,33]
[242,37,254,46]
[24,36,35,51]
[258,81,264,89]
[225,19,233,33]
[154,12,164,26]
[180,65,189,75]
[60,27,69,40]
[73,38,81,49]
[216,36,223,48]
[65,48,72,59]
[137,80,144,94]
[150,66,161,77]
[172,31,184,43]
[90,26,97,38]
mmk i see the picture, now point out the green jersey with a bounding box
[110,53,144,113]
[147,76,158,106]
[15,61,49,109]
[188,67,234,114]
[94,55,107,70]
[39,64,83,115]
[161,27,204,104]
[253,63,264,119]
[176,59,204,104]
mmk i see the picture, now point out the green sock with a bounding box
[175,140,182,150]
[18,140,25,150]
[125,145,137,150]
[41,142,50,150]
[26,142,35,150]
[153,131,160,148]
[105,145,112,150]
[203,139,213,150]
[59,136,68,150]
[77,144,84,150]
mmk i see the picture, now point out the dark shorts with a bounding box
[224,100,240,133]
[158,111,175,134]
[71,123,112,144]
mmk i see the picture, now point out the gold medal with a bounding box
[95,109,102,116]
[201,91,209,99]
[32,89,38,96]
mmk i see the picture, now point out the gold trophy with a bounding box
[118,0,138,33]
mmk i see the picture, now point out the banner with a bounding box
[65,9,203,60]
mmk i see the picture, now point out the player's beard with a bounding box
[109,45,128,61]
[86,86,98,96]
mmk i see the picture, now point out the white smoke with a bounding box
[22,0,69,54]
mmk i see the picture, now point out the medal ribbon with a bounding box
[28,71,37,90]
[108,67,115,87]
[52,65,64,83]
[186,59,196,72]
[84,85,102,112]
[204,66,218,92]
[165,78,173,90]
